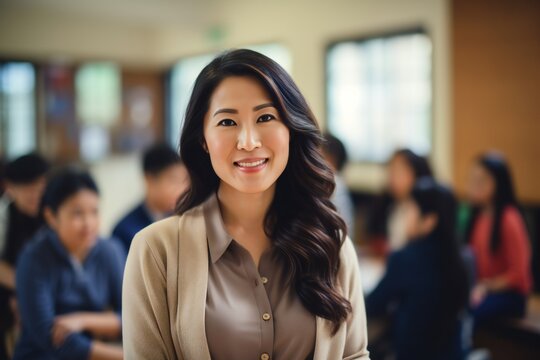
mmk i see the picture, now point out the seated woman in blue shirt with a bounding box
[14,168,125,360]
[366,178,470,360]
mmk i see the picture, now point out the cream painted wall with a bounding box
[0,0,452,193]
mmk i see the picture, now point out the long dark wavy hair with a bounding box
[411,178,469,348]
[465,153,525,253]
[176,49,351,333]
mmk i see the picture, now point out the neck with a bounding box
[217,183,275,230]
[144,197,166,219]
[481,203,495,215]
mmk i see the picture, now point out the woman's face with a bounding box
[203,76,290,195]
[467,163,495,206]
[388,155,415,200]
[45,189,100,255]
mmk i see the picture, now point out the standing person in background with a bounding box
[112,143,189,252]
[366,178,470,360]
[465,153,532,325]
[367,149,433,252]
[0,153,49,359]
[14,168,125,360]
[322,133,355,237]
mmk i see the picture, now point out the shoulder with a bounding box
[502,205,524,225]
[94,238,127,262]
[17,231,54,271]
[113,203,147,229]
[337,236,362,291]
[129,205,205,266]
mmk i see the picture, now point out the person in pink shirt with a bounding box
[465,152,532,325]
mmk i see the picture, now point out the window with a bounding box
[0,62,37,159]
[166,44,292,147]
[326,30,432,163]
[75,62,121,161]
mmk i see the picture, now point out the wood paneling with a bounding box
[452,0,540,203]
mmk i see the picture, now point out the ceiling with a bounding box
[0,0,221,28]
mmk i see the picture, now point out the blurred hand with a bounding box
[470,283,488,307]
[51,313,86,347]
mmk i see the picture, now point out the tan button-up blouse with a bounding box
[203,194,316,360]
[122,193,370,360]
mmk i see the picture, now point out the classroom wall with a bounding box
[452,0,540,203]
[0,0,452,193]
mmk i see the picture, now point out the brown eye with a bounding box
[217,119,236,126]
[257,114,276,123]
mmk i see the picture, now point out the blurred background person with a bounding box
[367,149,433,253]
[0,153,49,359]
[111,143,189,252]
[0,157,5,197]
[366,177,469,360]
[322,133,355,237]
[465,153,532,326]
[14,168,124,360]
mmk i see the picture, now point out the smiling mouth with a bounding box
[233,158,269,168]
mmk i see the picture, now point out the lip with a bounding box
[233,157,269,173]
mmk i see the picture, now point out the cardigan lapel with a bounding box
[174,204,337,360]
[176,207,212,360]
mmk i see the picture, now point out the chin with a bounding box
[231,182,274,195]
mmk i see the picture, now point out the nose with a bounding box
[237,124,262,151]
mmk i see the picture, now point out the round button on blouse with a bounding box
[260,353,270,360]
[261,276,269,284]
[262,312,271,321]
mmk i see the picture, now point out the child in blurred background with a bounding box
[14,168,125,360]
[112,143,189,252]
[366,177,469,360]
[465,153,532,325]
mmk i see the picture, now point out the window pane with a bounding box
[75,62,121,161]
[76,62,121,127]
[327,32,432,163]
[0,62,37,159]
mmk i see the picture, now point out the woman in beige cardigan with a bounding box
[122,49,370,360]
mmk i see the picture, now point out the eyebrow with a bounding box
[213,102,275,117]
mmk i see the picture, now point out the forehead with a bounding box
[209,76,272,108]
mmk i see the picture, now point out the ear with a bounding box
[201,139,209,153]
[43,207,58,230]
[421,213,438,235]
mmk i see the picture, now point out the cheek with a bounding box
[205,131,236,166]
[265,125,290,160]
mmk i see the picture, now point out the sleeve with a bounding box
[341,237,371,360]
[500,208,531,290]
[108,240,127,316]
[16,250,92,359]
[364,252,403,317]
[122,232,177,359]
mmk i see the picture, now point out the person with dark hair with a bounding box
[368,149,433,252]
[122,49,369,359]
[14,168,125,360]
[111,143,188,252]
[366,178,470,360]
[322,133,355,237]
[0,153,49,359]
[465,152,531,324]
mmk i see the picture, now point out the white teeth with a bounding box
[236,159,266,168]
